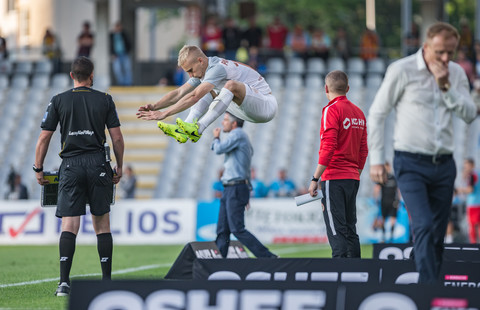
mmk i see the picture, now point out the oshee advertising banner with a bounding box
[69,280,480,310]
[0,200,196,245]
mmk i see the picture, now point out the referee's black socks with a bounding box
[59,231,76,284]
[97,232,113,280]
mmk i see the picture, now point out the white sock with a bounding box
[185,92,213,123]
[197,88,233,133]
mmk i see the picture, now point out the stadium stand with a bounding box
[1,57,393,201]
[306,58,326,75]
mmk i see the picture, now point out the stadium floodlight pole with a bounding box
[401,0,412,57]
[366,0,376,31]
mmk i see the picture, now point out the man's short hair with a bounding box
[325,70,349,94]
[226,112,244,127]
[426,22,459,41]
[71,56,94,82]
[178,45,205,67]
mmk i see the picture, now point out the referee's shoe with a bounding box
[54,282,70,296]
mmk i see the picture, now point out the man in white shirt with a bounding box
[368,22,476,284]
[136,45,277,143]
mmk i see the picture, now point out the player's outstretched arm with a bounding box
[138,83,195,112]
[137,82,214,121]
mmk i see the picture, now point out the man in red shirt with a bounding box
[308,70,368,258]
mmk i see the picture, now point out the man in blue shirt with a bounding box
[269,168,296,197]
[212,112,276,258]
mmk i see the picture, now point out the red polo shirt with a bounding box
[319,95,368,181]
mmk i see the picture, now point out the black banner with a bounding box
[69,280,480,310]
[165,241,248,279]
[373,243,480,262]
[193,258,480,288]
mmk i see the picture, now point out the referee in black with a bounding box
[34,57,124,296]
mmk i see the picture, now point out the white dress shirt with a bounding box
[368,48,477,165]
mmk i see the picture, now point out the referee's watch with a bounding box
[32,164,43,173]
[311,176,319,182]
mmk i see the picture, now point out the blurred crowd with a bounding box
[213,167,307,199]
[195,14,388,73]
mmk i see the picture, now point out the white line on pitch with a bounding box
[0,263,171,288]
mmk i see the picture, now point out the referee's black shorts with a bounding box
[56,151,113,218]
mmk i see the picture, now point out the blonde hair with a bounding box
[426,22,459,42]
[178,45,205,67]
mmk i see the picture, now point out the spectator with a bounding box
[269,169,296,197]
[173,65,188,86]
[458,20,474,61]
[457,159,479,243]
[6,166,16,195]
[286,24,311,60]
[202,15,223,57]
[77,21,94,58]
[110,21,132,86]
[360,28,380,61]
[309,27,331,62]
[267,16,288,57]
[242,16,262,49]
[474,41,480,77]
[42,28,62,74]
[120,165,136,199]
[472,78,480,113]
[372,162,399,242]
[446,189,462,243]
[0,34,8,60]
[456,48,475,88]
[250,167,268,198]
[5,174,29,200]
[222,17,241,61]
[235,39,250,64]
[333,27,350,61]
[404,22,420,56]
[212,168,224,199]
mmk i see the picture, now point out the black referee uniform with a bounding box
[41,86,120,217]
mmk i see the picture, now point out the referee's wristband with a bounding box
[311,176,319,182]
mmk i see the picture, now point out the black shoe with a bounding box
[54,282,70,296]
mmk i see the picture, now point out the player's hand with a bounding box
[136,110,166,120]
[112,166,122,184]
[138,103,156,111]
[370,164,387,184]
[308,180,318,197]
[35,172,50,186]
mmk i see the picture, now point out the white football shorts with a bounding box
[226,83,278,123]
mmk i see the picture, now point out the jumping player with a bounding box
[136,45,277,143]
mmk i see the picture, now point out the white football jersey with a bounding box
[187,56,271,95]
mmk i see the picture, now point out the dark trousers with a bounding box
[216,183,274,258]
[321,179,360,258]
[393,151,456,284]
